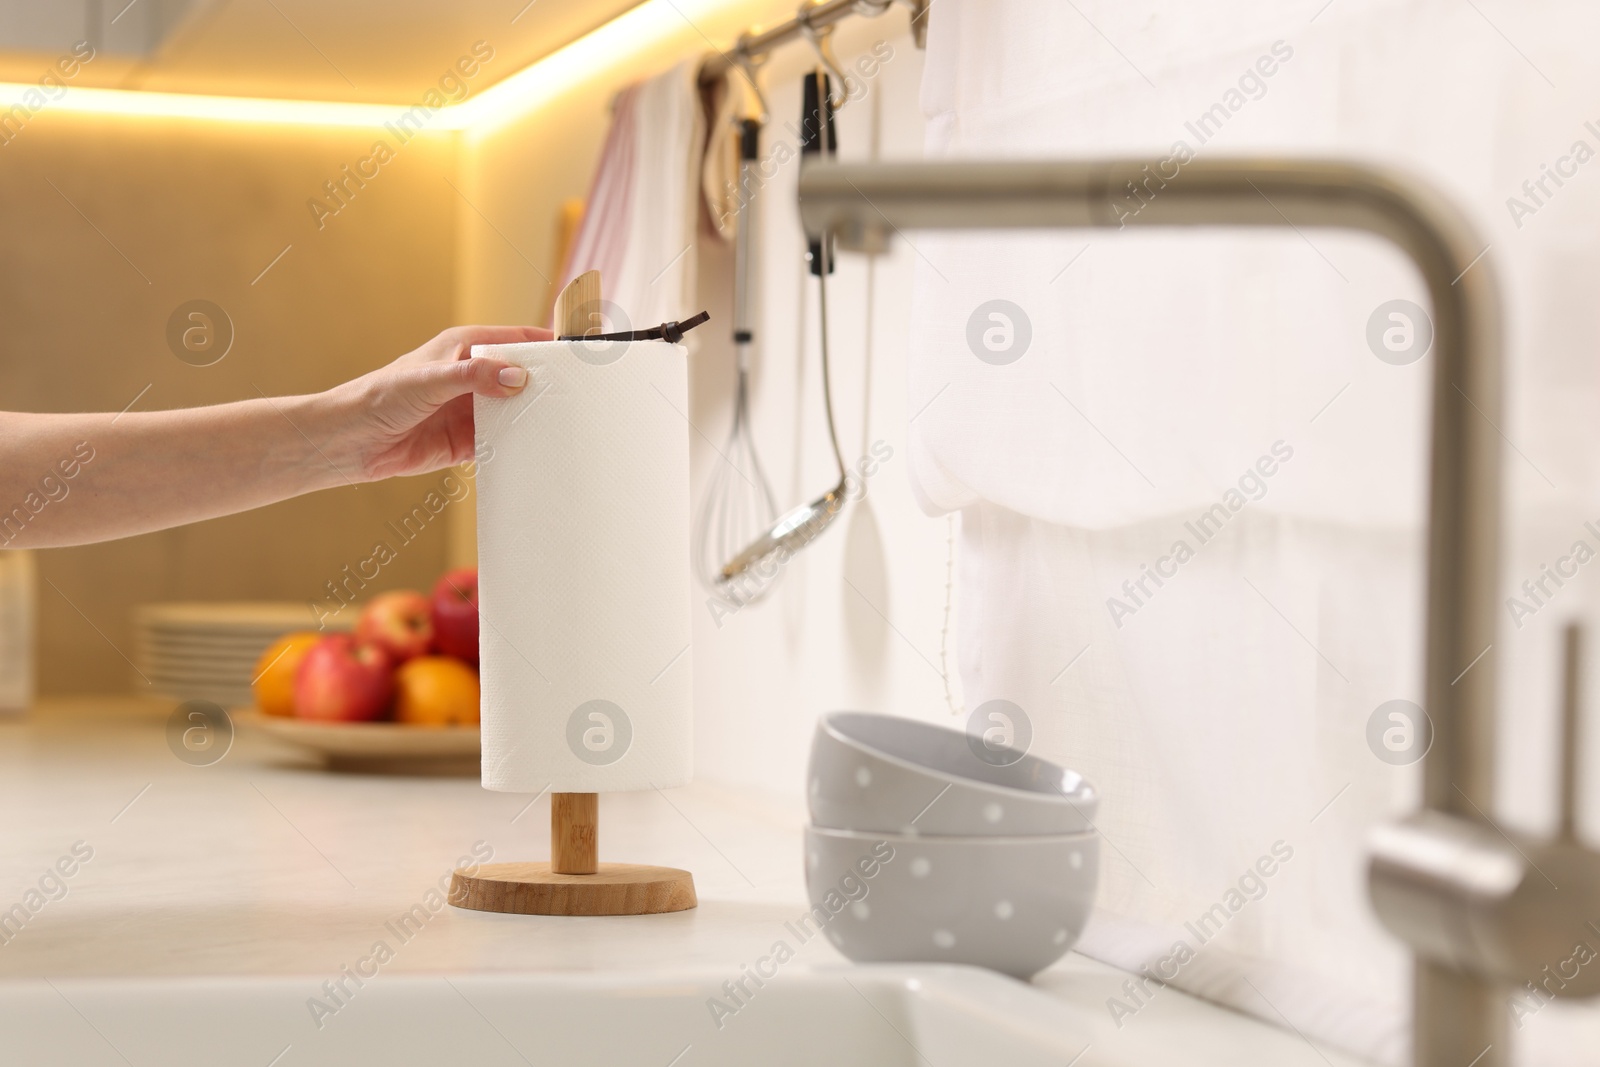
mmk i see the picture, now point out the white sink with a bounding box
[1,966,1086,1066]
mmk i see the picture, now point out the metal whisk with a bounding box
[695,116,778,600]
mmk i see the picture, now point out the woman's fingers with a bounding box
[405,357,528,410]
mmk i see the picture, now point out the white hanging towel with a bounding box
[559,60,707,334]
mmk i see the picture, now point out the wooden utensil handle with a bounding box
[551,792,598,874]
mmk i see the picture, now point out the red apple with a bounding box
[356,590,433,662]
[294,634,394,722]
[431,568,479,665]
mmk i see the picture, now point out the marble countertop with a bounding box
[0,699,1362,1065]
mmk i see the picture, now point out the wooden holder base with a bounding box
[449,861,697,916]
[449,782,697,916]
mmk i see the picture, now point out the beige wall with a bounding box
[1,112,461,694]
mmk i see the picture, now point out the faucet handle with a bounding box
[1369,620,1600,997]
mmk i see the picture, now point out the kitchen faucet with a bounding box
[796,156,1600,1067]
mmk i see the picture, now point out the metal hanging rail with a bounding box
[698,0,929,86]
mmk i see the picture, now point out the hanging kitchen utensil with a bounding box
[803,68,837,280]
[716,69,847,601]
[695,115,779,600]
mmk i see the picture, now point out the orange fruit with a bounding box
[252,632,321,717]
[393,655,480,727]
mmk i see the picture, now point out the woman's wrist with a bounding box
[271,383,373,495]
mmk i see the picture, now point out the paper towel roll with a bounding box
[472,339,691,793]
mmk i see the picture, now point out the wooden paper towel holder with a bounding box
[448,271,697,917]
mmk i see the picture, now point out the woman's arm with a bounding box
[0,324,545,549]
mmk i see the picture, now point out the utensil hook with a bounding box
[730,40,771,125]
[799,2,851,110]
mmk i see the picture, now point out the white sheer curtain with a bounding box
[912,2,1600,1062]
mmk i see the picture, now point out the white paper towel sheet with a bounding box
[472,339,691,793]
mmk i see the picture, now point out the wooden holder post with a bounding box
[450,787,695,916]
[551,792,598,874]
[449,270,696,918]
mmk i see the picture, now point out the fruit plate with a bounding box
[236,710,480,774]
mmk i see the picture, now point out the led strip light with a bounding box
[0,0,767,132]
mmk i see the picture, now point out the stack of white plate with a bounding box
[134,602,348,708]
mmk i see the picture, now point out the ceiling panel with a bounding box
[0,0,646,104]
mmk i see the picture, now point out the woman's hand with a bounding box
[328,324,551,481]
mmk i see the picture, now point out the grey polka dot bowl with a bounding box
[803,825,1098,979]
[808,711,1098,836]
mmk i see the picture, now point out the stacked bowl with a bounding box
[803,711,1100,979]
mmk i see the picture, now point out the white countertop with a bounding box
[0,699,1363,1065]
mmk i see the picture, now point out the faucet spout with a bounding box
[798,156,1517,1066]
